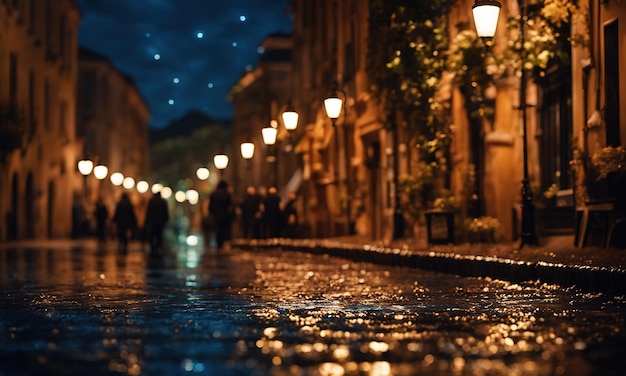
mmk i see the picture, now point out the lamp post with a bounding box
[77,159,94,200]
[324,83,353,235]
[472,0,538,247]
[261,124,278,188]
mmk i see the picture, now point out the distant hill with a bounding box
[149,110,231,143]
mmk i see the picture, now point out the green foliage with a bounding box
[498,0,585,79]
[463,216,501,243]
[368,1,455,221]
[368,0,454,135]
[446,30,495,122]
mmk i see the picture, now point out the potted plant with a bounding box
[463,216,501,244]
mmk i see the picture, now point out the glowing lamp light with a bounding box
[152,183,163,194]
[136,180,149,193]
[93,164,108,180]
[77,159,94,176]
[261,127,278,145]
[472,0,502,39]
[175,190,186,203]
[282,102,299,131]
[186,235,199,246]
[161,186,172,199]
[186,189,199,205]
[122,177,135,189]
[213,154,229,170]
[323,94,343,120]
[110,172,124,186]
[240,142,255,160]
[196,167,210,180]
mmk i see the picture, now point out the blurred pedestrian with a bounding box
[263,186,282,238]
[283,191,298,238]
[95,197,109,245]
[209,180,234,249]
[144,191,169,255]
[113,193,137,253]
[241,185,263,239]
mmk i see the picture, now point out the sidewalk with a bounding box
[3,235,625,292]
[233,234,626,293]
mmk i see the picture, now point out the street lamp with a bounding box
[262,125,278,187]
[136,180,150,194]
[323,83,346,128]
[240,141,255,161]
[472,0,538,247]
[93,163,108,180]
[281,100,299,132]
[122,176,135,190]
[323,82,353,235]
[110,172,124,186]
[213,154,229,170]
[196,167,210,180]
[77,159,93,200]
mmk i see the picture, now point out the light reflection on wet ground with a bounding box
[0,243,625,376]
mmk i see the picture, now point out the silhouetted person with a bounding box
[113,193,137,253]
[144,191,169,255]
[209,180,234,249]
[95,198,109,244]
[283,192,298,238]
[241,186,263,239]
[263,186,282,238]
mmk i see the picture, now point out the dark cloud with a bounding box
[75,0,293,128]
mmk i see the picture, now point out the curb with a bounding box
[232,238,626,293]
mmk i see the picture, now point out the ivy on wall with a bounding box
[367,0,456,221]
[366,0,584,221]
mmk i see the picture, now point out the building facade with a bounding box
[0,0,80,240]
[229,34,298,199]
[240,0,626,244]
[77,47,150,229]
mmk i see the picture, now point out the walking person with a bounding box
[113,193,137,253]
[144,191,169,255]
[240,185,263,239]
[283,191,299,238]
[208,180,234,249]
[263,186,282,238]
[94,197,109,245]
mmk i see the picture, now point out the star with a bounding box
[76,0,293,128]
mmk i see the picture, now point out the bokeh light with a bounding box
[122,177,135,189]
[110,172,124,186]
[161,186,172,199]
[136,180,149,193]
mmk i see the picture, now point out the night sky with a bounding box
[75,0,293,129]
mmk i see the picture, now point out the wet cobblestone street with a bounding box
[1,241,626,375]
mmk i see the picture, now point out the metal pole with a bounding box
[344,122,353,235]
[519,0,538,247]
[273,145,278,188]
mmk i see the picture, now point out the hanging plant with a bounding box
[499,0,587,78]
